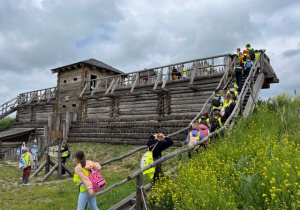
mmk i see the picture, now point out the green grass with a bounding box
[0,142,177,210]
[0,117,15,131]
[149,94,300,209]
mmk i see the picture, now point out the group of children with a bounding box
[185,84,238,152]
[234,44,259,90]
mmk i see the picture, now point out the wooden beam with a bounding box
[135,174,143,210]
[91,80,101,96]
[111,77,120,94]
[105,78,115,95]
[162,66,171,88]
[130,73,139,93]
[153,68,163,90]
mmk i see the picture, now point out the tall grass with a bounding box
[149,94,300,209]
[0,117,15,131]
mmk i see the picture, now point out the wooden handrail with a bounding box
[82,54,232,95]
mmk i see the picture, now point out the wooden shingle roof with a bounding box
[51,58,124,74]
[0,128,35,140]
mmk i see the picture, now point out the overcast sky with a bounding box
[0,0,299,107]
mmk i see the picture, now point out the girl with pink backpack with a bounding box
[199,117,210,147]
[73,150,103,210]
[186,123,203,159]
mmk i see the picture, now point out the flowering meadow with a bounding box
[149,94,300,209]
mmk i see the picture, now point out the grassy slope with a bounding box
[0,142,176,210]
[149,94,300,209]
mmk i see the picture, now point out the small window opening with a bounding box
[90,75,97,91]
[72,104,76,107]
[62,105,66,108]
[73,78,77,81]
[63,80,67,83]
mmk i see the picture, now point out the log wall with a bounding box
[56,68,82,119]
[68,73,223,145]
[15,101,55,123]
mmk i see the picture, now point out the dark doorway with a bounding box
[90,75,97,91]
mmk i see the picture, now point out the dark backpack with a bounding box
[229,91,237,101]
[212,96,221,107]
[210,118,221,132]
[248,49,255,61]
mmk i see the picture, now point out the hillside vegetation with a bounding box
[0,117,15,131]
[149,94,300,209]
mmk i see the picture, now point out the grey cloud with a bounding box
[1,0,300,106]
[0,0,122,73]
[282,49,300,58]
[91,0,262,72]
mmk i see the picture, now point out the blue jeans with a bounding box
[77,190,99,210]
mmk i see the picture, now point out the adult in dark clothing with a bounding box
[172,66,181,80]
[147,133,173,182]
[61,140,69,175]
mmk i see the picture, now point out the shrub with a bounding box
[0,117,15,131]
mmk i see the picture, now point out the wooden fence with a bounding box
[80,53,232,97]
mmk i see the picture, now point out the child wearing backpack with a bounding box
[186,123,203,158]
[244,55,253,77]
[212,89,224,112]
[61,140,69,176]
[21,147,34,185]
[210,111,222,133]
[73,150,101,210]
[199,119,210,147]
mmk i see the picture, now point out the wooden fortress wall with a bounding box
[67,73,224,145]
[82,73,223,119]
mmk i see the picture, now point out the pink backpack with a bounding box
[188,132,200,150]
[89,162,106,192]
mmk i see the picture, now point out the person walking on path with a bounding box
[21,147,33,185]
[147,133,173,182]
[73,150,101,210]
[61,140,70,176]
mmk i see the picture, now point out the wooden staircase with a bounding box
[100,52,279,210]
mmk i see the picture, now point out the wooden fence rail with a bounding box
[80,53,232,96]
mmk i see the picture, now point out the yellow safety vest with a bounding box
[223,99,233,108]
[24,152,31,166]
[212,95,223,110]
[183,67,187,76]
[62,147,68,157]
[190,133,200,140]
[218,117,223,127]
[242,53,247,62]
[214,117,223,127]
[227,90,238,102]
[73,167,89,192]
[255,53,259,60]
[232,82,238,89]
[198,118,210,124]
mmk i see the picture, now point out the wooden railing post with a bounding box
[136,173,143,210]
[65,112,70,140]
[44,125,50,173]
[57,139,62,178]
